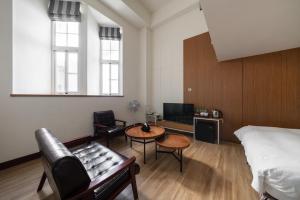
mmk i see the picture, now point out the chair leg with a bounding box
[125,134,128,142]
[37,172,47,192]
[106,135,110,147]
[155,143,158,160]
[130,165,139,200]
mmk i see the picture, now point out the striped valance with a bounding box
[99,26,122,40]
[48,0,81,22]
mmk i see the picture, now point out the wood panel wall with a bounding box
[184,32,300,142]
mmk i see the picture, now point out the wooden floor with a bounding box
[0,136,259,200]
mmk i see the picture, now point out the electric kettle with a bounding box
[212,110,222,118]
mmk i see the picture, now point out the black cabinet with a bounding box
[194,118,222,144]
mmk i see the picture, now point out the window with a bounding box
[100,39,122,95]
[52,21,80,94]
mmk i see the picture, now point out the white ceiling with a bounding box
[139,0,174,13]
[98,0,150,28]
[89,6,118,27]
[200,0,300,61]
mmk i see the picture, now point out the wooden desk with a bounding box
[156,120,193,133]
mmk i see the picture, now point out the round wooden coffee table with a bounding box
[155,134,191,172]
[126,125,165,164]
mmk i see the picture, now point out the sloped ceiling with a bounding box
[98,0,151,28]
[139,0,174,13]
[200,0,300,61]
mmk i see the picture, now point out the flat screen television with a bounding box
[163,103,194,125]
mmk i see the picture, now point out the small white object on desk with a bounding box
[146,113,160,125]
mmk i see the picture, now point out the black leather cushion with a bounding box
[71,142,132,200]
[71,142,126,181]
[35,129,91,199]
[106,125,124,135]
[94,110,116,127]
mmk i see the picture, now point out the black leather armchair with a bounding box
[35,128,139,200]
[93,110,127,147]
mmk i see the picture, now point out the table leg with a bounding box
[155,143,157,160]
[143,139,146,164]
[180,149,183,172]
[130,138,132,148]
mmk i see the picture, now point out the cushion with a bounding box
[71,142,136,200]
[71,142,126,181]
[106,125,124,135]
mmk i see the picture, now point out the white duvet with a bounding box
[234,126,300,200]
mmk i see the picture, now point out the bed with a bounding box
[234,126,300,200]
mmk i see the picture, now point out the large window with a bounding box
[52,21,80,94]
[100,39,122,95]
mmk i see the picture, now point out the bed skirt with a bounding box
[260,193,278,200]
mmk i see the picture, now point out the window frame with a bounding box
[51,21,81,95]
[99,39,122,96]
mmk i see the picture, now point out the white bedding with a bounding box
[234,126,300,200]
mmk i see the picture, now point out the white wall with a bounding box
[151,7,208,114]
[138,27,151,118]
[13,0,51,94]
[0,0,142,163]
[87,7,100,95]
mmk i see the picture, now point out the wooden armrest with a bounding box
[67,157,136,200]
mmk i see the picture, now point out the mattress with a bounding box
[234,126,300,200]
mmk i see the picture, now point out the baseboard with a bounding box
[0,135,93,171]
[0,152,41,171]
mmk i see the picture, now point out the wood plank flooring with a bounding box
[0,136,259,200]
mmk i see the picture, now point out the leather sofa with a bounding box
[35,128,139,200]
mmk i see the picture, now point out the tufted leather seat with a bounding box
[35,128,139,200]
[72,143,125,179]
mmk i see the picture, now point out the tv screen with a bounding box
[163,103,194,125]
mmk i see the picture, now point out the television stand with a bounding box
[156,120,194,135]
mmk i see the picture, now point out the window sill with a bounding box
[10,94,124,97]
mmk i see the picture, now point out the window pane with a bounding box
[56,33,67,46]
[55,52,65,93]
[68,74,78,92]
[68,22,79,34]
[55,52,65,67]
[68,34,79,47]
[111,50,119,61]
[56,21,67,33]
[68,53,78,73]
[102,40,110,50]
[111,64,119,80]
[102,64,110,94]
[102,50,110,60]
[111,40,119,51]
[111,80,119,94]
[55,67,65,93]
